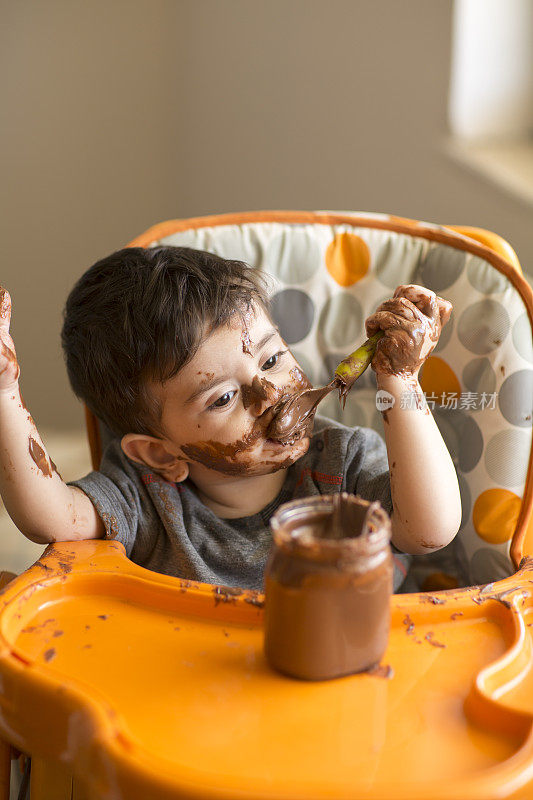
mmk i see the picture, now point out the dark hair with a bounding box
[61,246,269,437]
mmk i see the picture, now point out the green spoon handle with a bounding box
[334,331,384,386]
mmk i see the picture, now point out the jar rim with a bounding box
[270,494,391,561]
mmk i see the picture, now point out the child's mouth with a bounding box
[266,431,306,448]
[265,386,333,445]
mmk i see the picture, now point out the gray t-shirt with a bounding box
[71,416,410,591]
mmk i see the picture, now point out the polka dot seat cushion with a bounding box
[125,211,533,587]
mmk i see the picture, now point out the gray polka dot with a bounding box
[270,289,315,344]
[321,352,345,385]
[290,350,316,385]
[415,246,466,292]
[498,370,533,427]
[457,300,510,354]
[485,429,531,487]
[512,313,533,363]
[467,257,509,295]
[373,236,424,289]
[319,393,343,425]
[470,548,514,585]
[433,408,483,472]
[462,357,497,398]
[457,472,471,531]
[318,294,363,350]
[320,352,377,389]
[433,309,454,353]
[321,393,367,429]
[352,365,377,390]
[265,229,322,284]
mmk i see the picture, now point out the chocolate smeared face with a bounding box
[266,332,383,440]
[240,307,254,356]
[241,375,275,410]
[266,380,334,445]
[181,366,315,475]
[153,305,315,478]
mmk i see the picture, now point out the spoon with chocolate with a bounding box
[266,331,383,445]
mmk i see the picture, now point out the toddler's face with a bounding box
[153,304,312,478]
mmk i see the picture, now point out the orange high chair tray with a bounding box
[2,542,533,799]
[1,212,532,799]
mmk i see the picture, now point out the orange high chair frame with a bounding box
[1,211,533,800]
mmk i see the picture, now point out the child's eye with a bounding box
[261,350,287,371]
[210,390,237,409]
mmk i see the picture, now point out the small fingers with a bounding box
[367,296,430,335]
[371,329,415,375]
[0,340,20,382]
[394,284,439,322]
[394,284,453,330]
[394,284,433,302]
[0,288,12,332]
[437,297,453,327]
[366,310,402,337]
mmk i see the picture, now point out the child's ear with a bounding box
[120,434,189,483]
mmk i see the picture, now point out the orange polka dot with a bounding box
[473,489,522,544]
[325,233,370,287]
[421,572,459,591]
[419,356,461,403]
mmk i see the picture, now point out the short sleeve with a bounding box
[68,439,142,556]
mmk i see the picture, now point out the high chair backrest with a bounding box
[85,211,533,586]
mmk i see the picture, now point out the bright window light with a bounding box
[449,0,533,141]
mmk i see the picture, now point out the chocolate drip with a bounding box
[29,437,53,478]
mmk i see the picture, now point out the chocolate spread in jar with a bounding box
[264,494,393,680]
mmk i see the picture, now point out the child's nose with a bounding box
[242,376,282,415]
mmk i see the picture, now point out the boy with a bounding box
[0,247,461,591]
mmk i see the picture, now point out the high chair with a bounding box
[0,211,532,800]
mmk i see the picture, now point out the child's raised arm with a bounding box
[0,288,104,544]
[366,284,461,555]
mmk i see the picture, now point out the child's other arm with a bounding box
[366,285,461,555]
[0,288,104,544]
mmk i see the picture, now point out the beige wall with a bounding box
[2,0,532,432]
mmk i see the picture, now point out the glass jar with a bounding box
[264,494,393,680]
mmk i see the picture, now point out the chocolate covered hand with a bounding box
[0,288,20,391]
[365,284,452,378]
